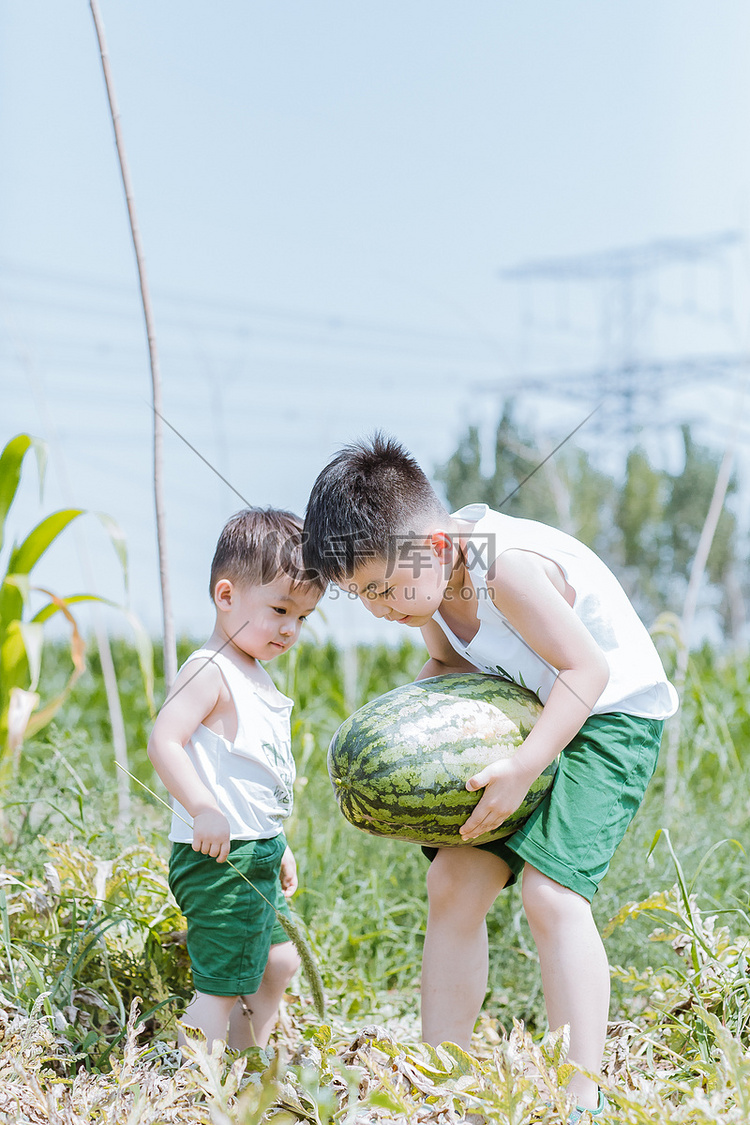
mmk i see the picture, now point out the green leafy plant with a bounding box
[0,433,152,787]
[606,830,750,1077]
[0,835,190,1071]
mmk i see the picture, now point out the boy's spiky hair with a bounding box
[302,432,448,583]
[209,507,327,599]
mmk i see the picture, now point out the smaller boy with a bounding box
[148,508,325,1050]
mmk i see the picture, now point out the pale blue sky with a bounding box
[1,1,748,641]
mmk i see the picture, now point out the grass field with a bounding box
[1,635,749,1122]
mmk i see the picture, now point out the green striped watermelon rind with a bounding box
[328,673,555,848]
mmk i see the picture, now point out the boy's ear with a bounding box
[429,530,454,562]
[213,578,234,609]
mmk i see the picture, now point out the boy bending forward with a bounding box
[149,508,324,1050]
[303,435,677,1117]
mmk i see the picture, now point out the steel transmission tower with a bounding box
[491,230,748,436]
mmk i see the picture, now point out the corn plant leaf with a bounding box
[30,592,104,626]
[7,687,41,753]
[17,620,44,692]
[0,596,86,772]
[94,511,129,596]
[0,579,26,650]
[8,508,84,576]
[0,622,31,773]
[0,434,46,555]
[0,619,36,701]
[23,591,87,740]
[115,605,156,714]
[31,593,155,714]
[2,573,31,602]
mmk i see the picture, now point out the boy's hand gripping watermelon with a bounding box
[327,673,554,847]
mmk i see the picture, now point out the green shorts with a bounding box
[168,833,291,996]
[424,713,663,902]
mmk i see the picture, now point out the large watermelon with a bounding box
[327,673,553,847]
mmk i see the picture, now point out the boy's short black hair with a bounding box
[210,507,326,599]
[302,432,448,583]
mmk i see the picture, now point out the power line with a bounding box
[0,259,509,363]
[500,231,742,281]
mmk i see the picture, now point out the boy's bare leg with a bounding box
[231,940,301,1049]
[179,991,237,1050]
[522,865,608,1111]
[421,848,512,1048]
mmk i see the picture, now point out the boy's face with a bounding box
[346,532,453,629]
[215,574,322,661]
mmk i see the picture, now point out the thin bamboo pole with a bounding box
[89,0,178,689]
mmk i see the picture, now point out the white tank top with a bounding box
[169,649,296,842]
[434,505,678,720]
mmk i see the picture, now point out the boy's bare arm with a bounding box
[460,549,610,841]
[417,620,479,679]
[147,661,232,862]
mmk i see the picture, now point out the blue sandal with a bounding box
[567,1089,608,1123]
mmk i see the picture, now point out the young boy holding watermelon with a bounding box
[302,434,677,1120]
[148,508,324,1050]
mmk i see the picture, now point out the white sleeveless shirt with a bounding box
[434,505,678,720]
[169,649,296,842]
